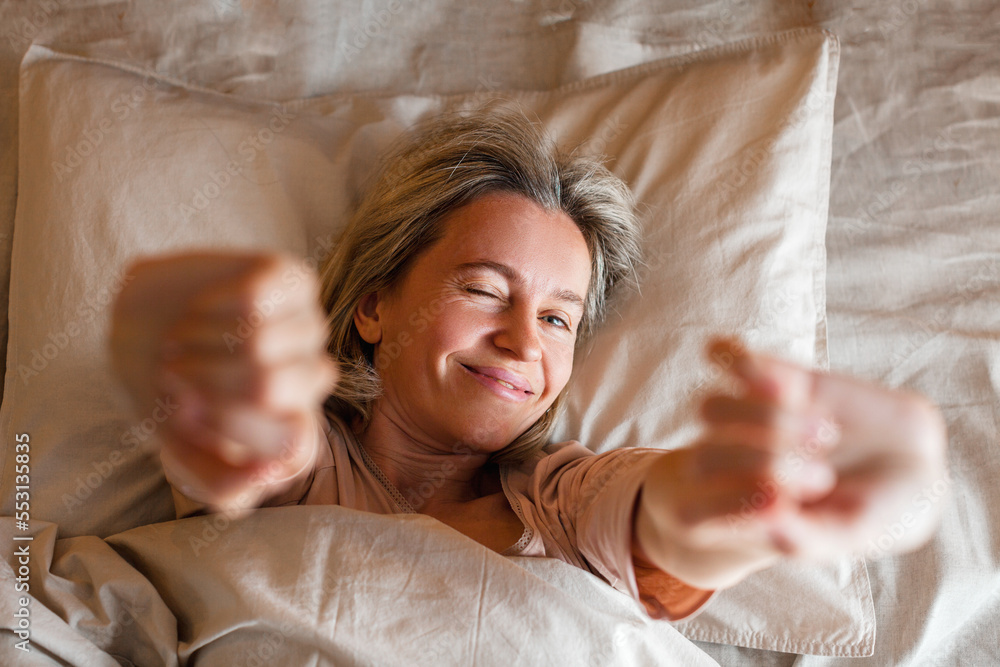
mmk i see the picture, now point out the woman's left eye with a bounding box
[541,314,569,329]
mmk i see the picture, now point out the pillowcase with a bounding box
[2,29,874,656]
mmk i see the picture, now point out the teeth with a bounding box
[495,379,516,390]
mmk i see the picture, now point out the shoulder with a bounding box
[504,440,664,500]
[526,439,661,472]
[538,439,597,463]
[501,439,595,480]
[318,411,359,456]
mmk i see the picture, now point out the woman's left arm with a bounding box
[633,338,949,591]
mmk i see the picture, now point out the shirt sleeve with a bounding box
[509,444,716,622]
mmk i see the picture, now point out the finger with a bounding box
[700,394,833,438]
[706,337,815,410]
[212,407,318,466]
[780,459,839,503]
[160,383,316,466]
[698,420,797,453]
[701,393,772,424]
[185,254,321,321]
[684,441,774,478]
[160,404,318,516]
[758,463,910,559]
[699,419,839,498]
[707,337,936,462]
[761,502,867,559]
[122,252,280,324]
[160,440,272,517]
[672,476,780,528]
[804,372,944,467]
[159,428,271,500]
[161,354,338,412]
[166,306,330,362]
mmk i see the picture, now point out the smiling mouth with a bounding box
[461,364,533,395]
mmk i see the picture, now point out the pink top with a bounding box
[167,413,715,621]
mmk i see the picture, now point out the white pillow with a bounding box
[2,29,874,656]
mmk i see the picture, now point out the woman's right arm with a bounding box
[109,252,339,516]
[633,339,947,591]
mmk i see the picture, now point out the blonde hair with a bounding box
[320,105,642,463]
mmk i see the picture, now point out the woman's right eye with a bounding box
[464,285,498,298]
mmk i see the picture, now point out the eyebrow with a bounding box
[453,260,586,311]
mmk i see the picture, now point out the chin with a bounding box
[452,429,514,454]
[448,413,532,454]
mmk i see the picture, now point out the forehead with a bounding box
[423,191,592,298]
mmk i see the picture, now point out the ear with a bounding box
[354,292,384,344]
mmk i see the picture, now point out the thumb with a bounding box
[706,337,813,409]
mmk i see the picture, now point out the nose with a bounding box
[493,304,542,362]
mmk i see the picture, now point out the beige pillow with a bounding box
[2,29,874,656]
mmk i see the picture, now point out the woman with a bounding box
[110,107,948,621]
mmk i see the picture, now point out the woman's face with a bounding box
[355,191,592,453]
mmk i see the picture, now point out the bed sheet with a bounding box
[0,509,721,667]
[0,1,997,666]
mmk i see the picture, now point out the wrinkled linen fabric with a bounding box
[0,514,721,667]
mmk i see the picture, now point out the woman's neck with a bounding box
[356,406,495,512]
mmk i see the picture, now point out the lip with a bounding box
[461,364,534,401]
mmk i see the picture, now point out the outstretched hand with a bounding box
[635,338,949,589]
[110,252,338,514]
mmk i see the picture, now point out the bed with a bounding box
[0,2,997,665]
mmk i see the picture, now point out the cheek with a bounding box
[544,344,576,392]
[409,304,482,367]
[376,294,460,370]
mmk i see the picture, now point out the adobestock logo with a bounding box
[61,394,179,511]
[176,105,297,222]
[52,74,163,182]
[18,266,135,385]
